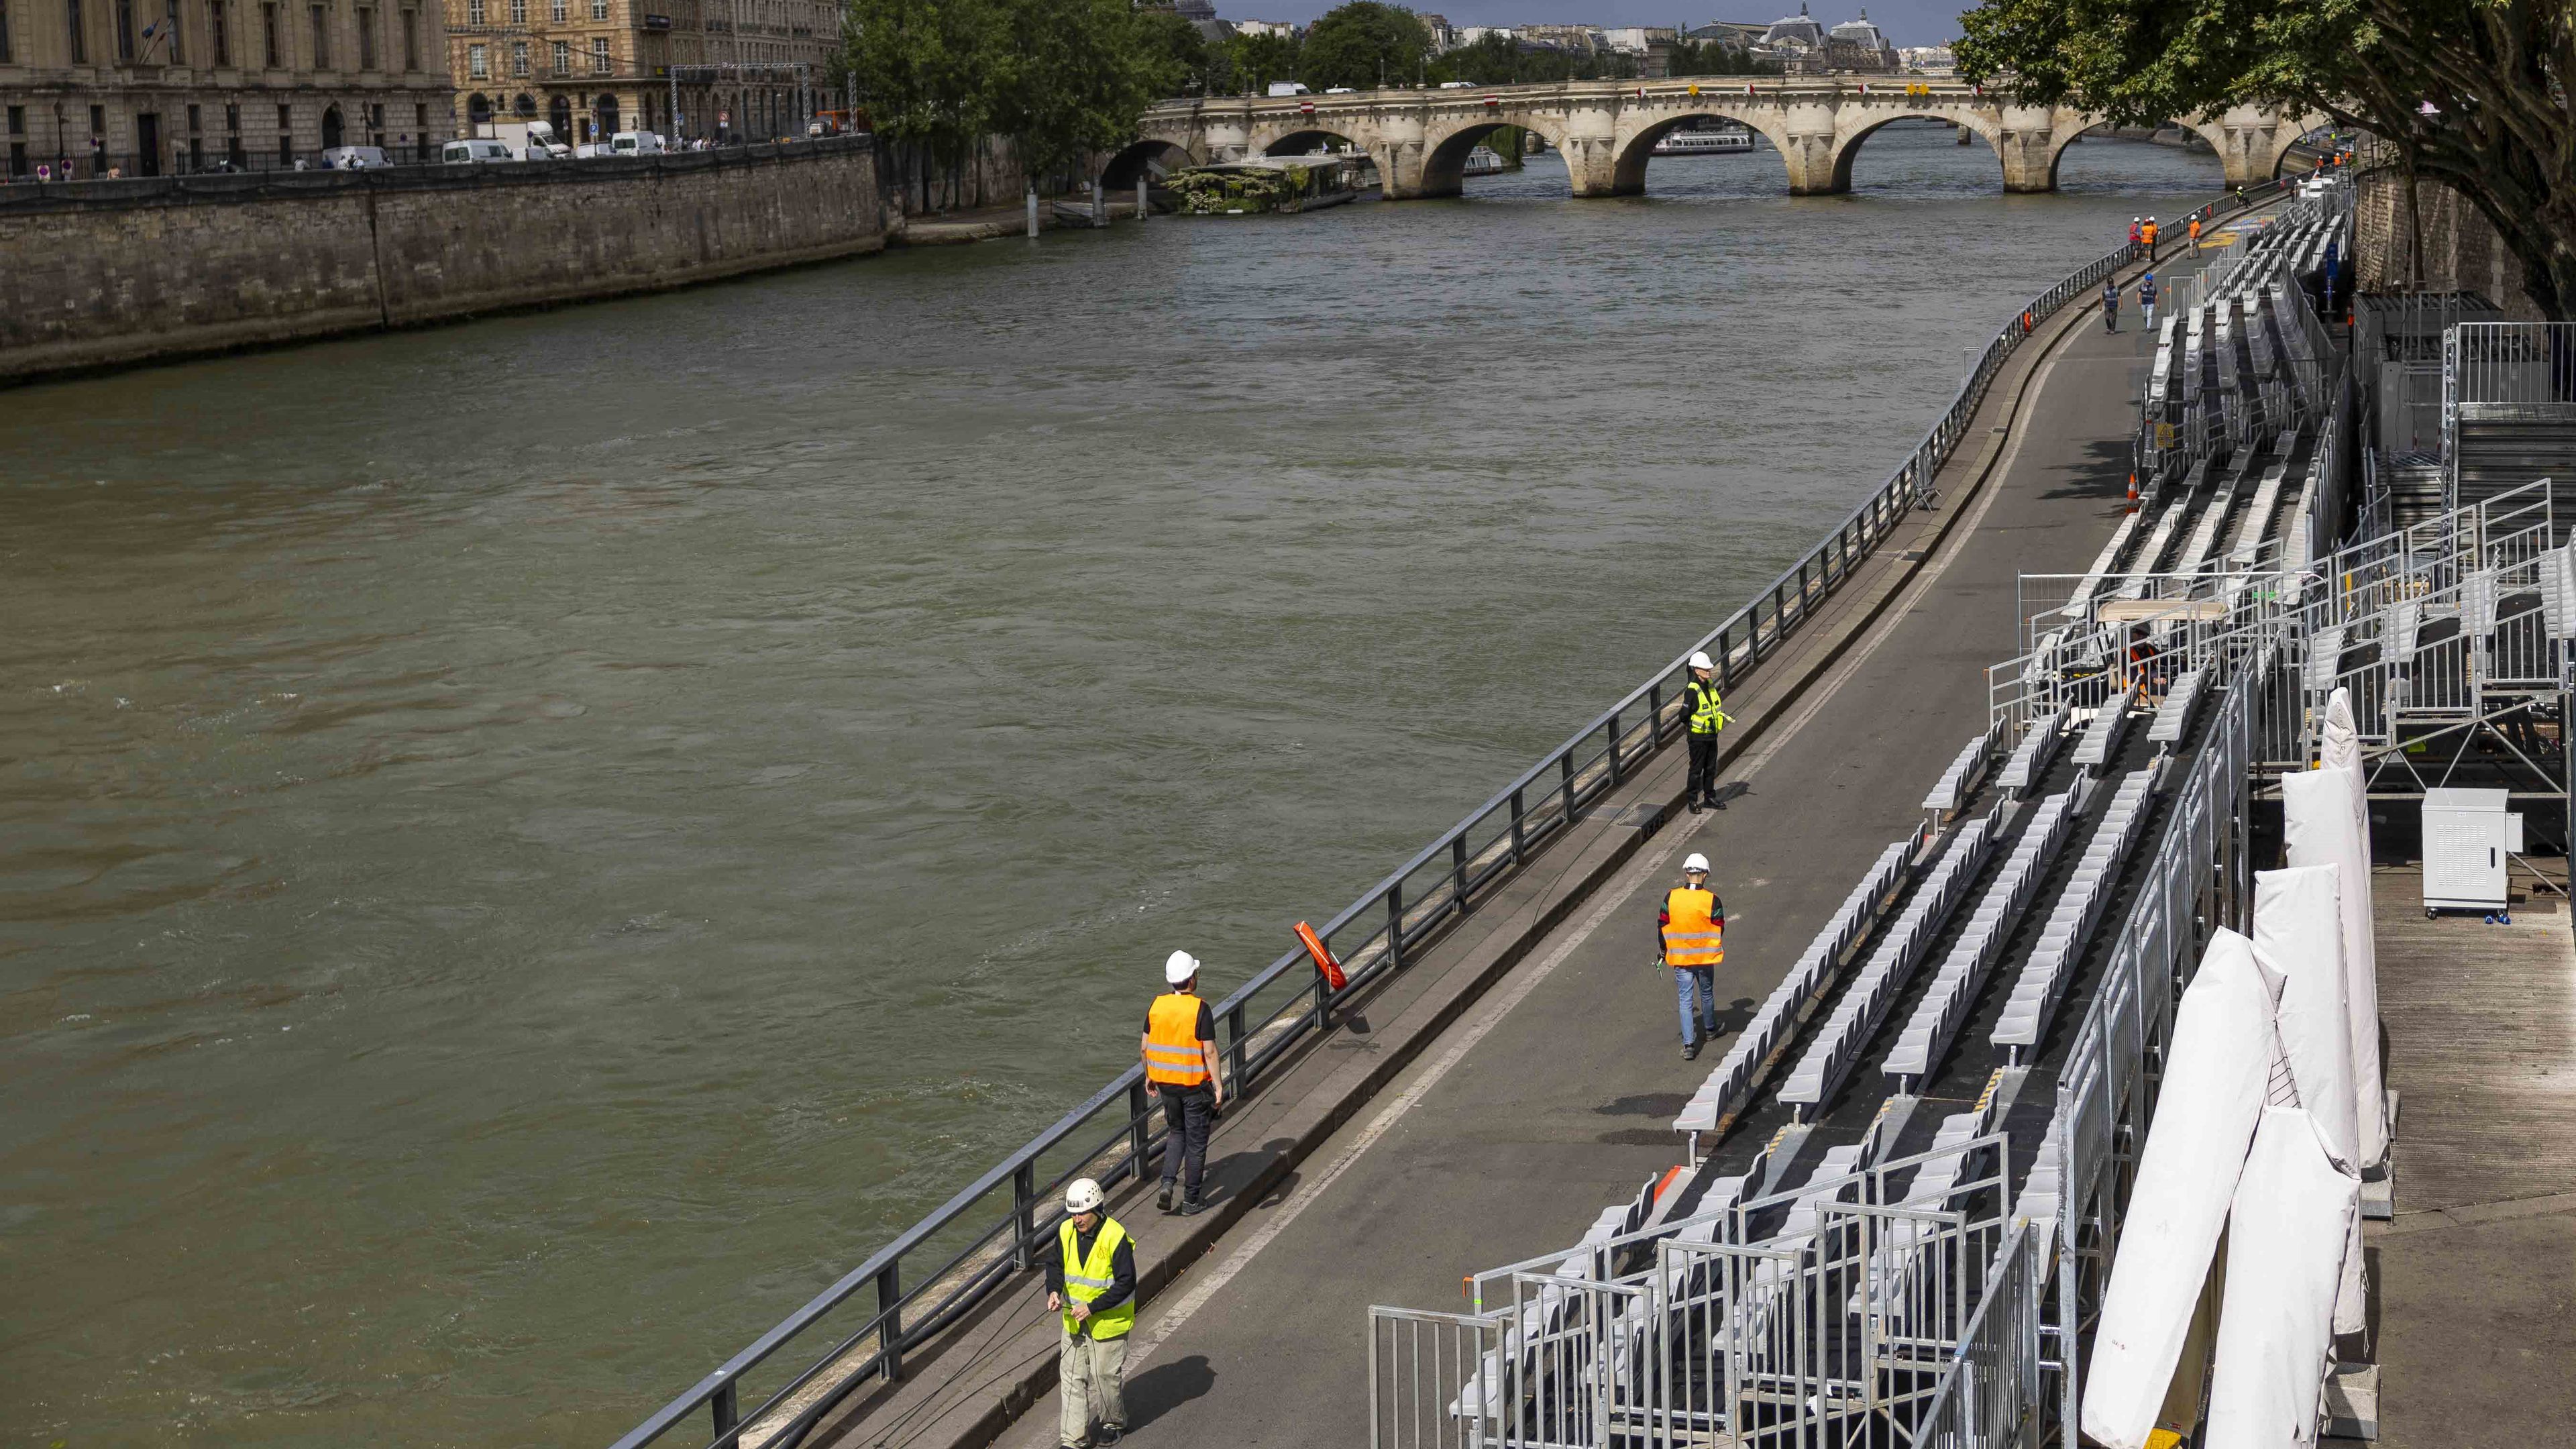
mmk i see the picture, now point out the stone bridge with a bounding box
[1114,78,2324,199]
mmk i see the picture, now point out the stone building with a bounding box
[443,0,836,147]
[0,0,457,175]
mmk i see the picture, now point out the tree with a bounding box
[845,0,1004,210]
[1430,30,1521,85]
[1299,1,1429,91]
[1224,30,1301,93]
[1666,38,1782,77]
[1955,0,2576,318]
[992,0,1162,184]
[1132,4,1212,97]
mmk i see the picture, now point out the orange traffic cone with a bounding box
[2127,472,2140,513]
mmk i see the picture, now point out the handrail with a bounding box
[612,170,2306,1449]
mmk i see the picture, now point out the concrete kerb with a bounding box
[792,268,2125,1449]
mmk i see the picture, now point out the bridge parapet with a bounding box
[1128,82,2324,199]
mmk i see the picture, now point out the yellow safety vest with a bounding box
[1687,680,1727,736]
[1059,1216,1134,1340]
[1143,992,1210,1087]
[1663,888,1723,967]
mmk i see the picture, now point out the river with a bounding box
[0,126,2218,1445]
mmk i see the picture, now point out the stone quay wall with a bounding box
[2354,168,2545,319]
[0,136,886,384]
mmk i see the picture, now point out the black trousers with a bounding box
[1157,1083,1214,1196]
[1687,731,1719,803]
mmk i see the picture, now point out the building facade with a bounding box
[442,0,835,147]
[0,0,457,175]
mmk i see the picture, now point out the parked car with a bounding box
[610,130,666,156]
[1438,80,1474,89]
[1324,86,1356,94]
[1267,82,1311,97]
[323,146,390,168]
[442,139,517,164]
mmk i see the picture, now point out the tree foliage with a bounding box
[1426,31,1640,84]
[1955,0,2576,317]
[1222,30,1301,93]
[1664,39,1784,78]
[1299,2,1431,91]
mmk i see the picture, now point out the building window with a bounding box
[587,31,603,72]
[398,5,412,68]
[65,0,84,62]
[0,0,13,62]
[260,0,275,62]
[161,0,179,60]
[464,0,477,21]
[545,0,559,18]
[355,4,372,66]
[113,0,131,58]
[307,1,325,67]
[466,39,483,74]
[210,0,229,63]
[504,0,519,22]
[587,0,601,17]
[276,100,291,160]
[548,36,564,72]
[508,36,524,74]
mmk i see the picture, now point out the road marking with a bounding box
[1118,319,2084,1377]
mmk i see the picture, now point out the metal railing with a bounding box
[1910,1224,2045,1449]
[611,184,2259,1449]
[2445,321,2576,419]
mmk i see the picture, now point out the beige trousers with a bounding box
[1057,1326,1128,1445]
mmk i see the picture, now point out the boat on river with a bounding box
[1652,127,1755,157]
[1164,156,1363,215]
[1462,145,1509,176]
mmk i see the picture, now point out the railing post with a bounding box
[1719,625,1737,690]
[1226,1001,1248,1087]
[712,1381,739,1441]
[1011,1159,1037,1270]
[1607,708,1624,784]
[1127,1077,1152,1185]
[877,1263,904,1382]
[1648,681,1664,739]
[1385,881,1405,970]
[1560,751,1577,820]
[1450,833,1469,914]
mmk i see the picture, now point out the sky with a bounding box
[1227,1,1972,47]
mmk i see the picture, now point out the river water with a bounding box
[0,127,2218,1445]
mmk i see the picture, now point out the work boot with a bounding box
[1179,1195,1208,1216]
[1157,1185,1173,1214]
[1687,796,1703,814]
[1099,1425,1124,1446]
[1682,1040,1701,1061]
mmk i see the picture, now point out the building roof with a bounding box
[1762,3,1825,46]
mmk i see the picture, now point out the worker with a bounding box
[1659,853,1726,1061]
[2139,272,2158,331]
[1046,1177,1135,1449]
[1141,950,1225,1216]
[2101,277,2119,333]
[2141,216,2158,261]
[1684,651,1731,812]
[2127,216,2141,255]
[2187,215,2203,256]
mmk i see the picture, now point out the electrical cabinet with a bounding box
[2422,788,2522,914]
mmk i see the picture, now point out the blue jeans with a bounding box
[1676,967,1719,1046]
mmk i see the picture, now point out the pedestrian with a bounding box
[2127,216,2141,256]
[1682,650,1730,812]
[2139,272,2158,331]
[2102,278,2119,333]
[1141,950,1224,1216]
[2141,216,2158,262]
[1660,853,1725,1061]
[1045,1177,1134,1449]
[2187,216,2202,256]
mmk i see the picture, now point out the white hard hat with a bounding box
[1684,853,1711,873]
[1688,651,1715,671]
[1065,1178,1104,1214]
[1164,949,1201,985]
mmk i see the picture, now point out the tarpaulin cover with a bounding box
[2253,865,2367,1332]
[2282,765,2389,1165]
[2203,1105,2361,1449]
[2078,930,2284,1449]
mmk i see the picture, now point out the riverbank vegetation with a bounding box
[1957,0,2576,319]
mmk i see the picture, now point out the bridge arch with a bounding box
[1102,138,1197,189]
[1608,109,1796,194]
[1823,110,2008,193]
[1419,113,1573,198]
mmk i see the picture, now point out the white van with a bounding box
[610,130,665,156]
[442,138,516,164]
[323,145,390,168]
[1266,82,1311,97]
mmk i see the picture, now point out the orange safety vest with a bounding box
[2188,219,2201,239]
[1662,888,1724,967]
[1143,991,1211,1087]
[2142,222,2157,246]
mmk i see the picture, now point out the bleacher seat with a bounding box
[1883,788,2082,1087]
[1990,766,2163,1058]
